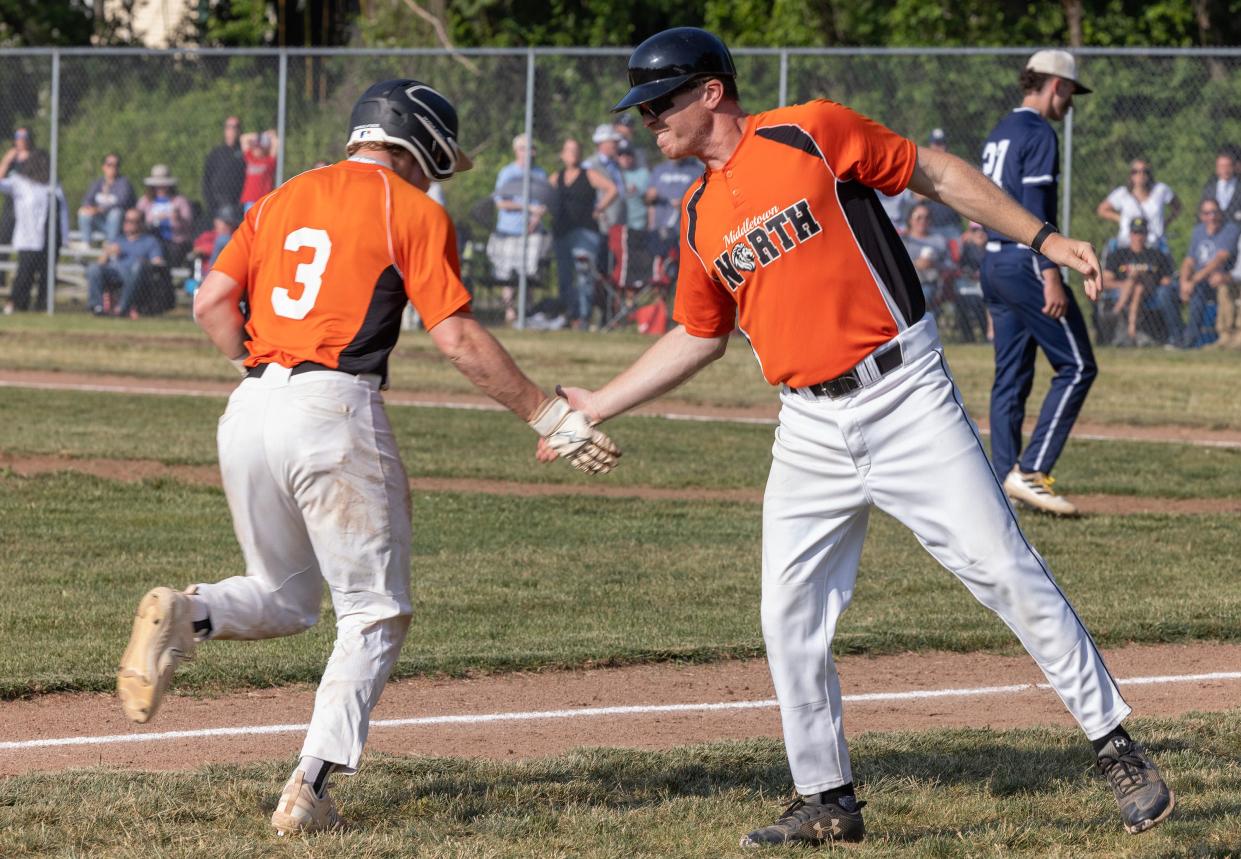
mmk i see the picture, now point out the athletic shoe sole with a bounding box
[116,586,194,723]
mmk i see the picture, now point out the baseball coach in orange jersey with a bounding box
[547,28,1174,848]
[117,79,619,835]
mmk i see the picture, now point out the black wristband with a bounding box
[1030,222,1057,255]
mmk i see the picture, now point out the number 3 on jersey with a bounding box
[272,227,332,320]
[981,139,1011,186]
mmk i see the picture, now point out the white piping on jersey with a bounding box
[736,318,766,379]
[253,192,272,231]
[1022,175,1055,185]
[683,177,714,283]
[1012,107,1040,115]
[1030,259,1086,472]
[376,169,402,279]
[756,120,910,332]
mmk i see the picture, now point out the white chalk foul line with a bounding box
[3,670,1239,753]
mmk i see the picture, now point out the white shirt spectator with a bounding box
[1216,177,1236,212]
[0,173,69,251]
[1105,182,1176,243]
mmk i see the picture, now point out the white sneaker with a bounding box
[1003,468,1078,516]
[271,770,342,835]
[116,586,197,723]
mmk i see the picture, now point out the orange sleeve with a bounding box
[807,100,917,197]
[398,199,472,330]
[212,204,257,287]
[671,217,735,338]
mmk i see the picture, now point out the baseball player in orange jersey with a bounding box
[550,28,1174,847]
[116,79,619,835]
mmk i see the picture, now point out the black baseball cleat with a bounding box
[740,794,865,848]
[1096,736,1175,834]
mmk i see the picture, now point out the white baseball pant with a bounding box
[195,364,413,773]
[762,316,1130,794]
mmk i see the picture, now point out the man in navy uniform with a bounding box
[980,50,1096,517]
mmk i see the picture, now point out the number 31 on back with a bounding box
[273,227,332,320]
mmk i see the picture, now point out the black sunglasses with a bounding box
[637,78,704,122]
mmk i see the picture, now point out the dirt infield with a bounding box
[2,370,1238,778]
[2,642,1238,777]
[3,367,1241,447]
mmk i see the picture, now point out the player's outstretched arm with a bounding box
[194,269,249,375]
[908,146,1102,299]
[428,311,620,474]
[565,325,728,425]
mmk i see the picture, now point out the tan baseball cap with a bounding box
[1025,49,1092,94]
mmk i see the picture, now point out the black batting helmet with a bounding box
[612,27,736,112]
[348,79,473,181]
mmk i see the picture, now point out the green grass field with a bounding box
[2,471,1239,698]
[2,312,1241,429]
[1,317,1239,856]
[5,386,1241,497]
[2,714,1237,857]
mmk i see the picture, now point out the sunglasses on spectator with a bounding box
[637,79,705,121]
[1201,208,1221,216]
[1130,167,1151,175]
[104,159,119,167]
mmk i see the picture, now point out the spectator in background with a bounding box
[919,128,964,239]
[0,127,35,285]
[953,222,991,342]
[488,133,550,324]
[0,146,67,314]
[77,152,135,246]
[549,137,616,329]
[86,207,165,318]
[645,154,703,260]
[617,140,650,230]
[585,123,626,231]
[203,116,245,217]
[240,129,279,211]
[1102,216,1175,347]
[1200,148,1241,227]
[879,187,914,233]
[1179,198,1239,348]
[1097,157,1179,247]
[902,202,949,306]
[137,164,193,266]
[612,112,648,168]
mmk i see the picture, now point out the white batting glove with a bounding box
[528,396,620,474]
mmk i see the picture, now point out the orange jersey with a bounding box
[214,159,471,376]
[673,100,922,388]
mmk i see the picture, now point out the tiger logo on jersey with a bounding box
[731,244,757,272]
[713,197,822,290]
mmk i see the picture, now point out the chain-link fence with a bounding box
[4,46,1241,346]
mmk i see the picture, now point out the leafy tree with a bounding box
[0,0,92,47]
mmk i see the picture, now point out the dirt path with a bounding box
[3,367,1241,447]
[2,642,1238,777]
[4,452,1240,516]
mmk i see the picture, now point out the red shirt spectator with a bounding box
[240,130,278,208]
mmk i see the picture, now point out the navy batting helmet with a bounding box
[348,79,473,181]
[612,27,736,112]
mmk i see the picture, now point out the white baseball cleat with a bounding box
[117,586,197,723]
[1004,467,1078,517]
[271,770,342,836]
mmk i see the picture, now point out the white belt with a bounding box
[986,240,1031,252]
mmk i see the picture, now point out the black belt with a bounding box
[796,343,904,399]
[246,361,350,379]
